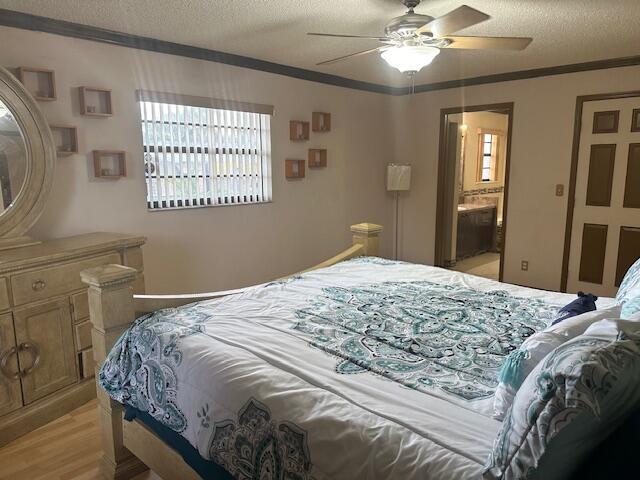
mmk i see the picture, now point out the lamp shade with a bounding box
[386,164,411,191]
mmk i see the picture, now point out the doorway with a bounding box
[435,103,514,282]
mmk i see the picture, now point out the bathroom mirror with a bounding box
[0,65,55,249]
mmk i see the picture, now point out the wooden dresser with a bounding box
[0,233,145,446]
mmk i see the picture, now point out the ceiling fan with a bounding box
[308,0,532,75]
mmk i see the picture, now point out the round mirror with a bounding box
[0,98,27,215]
[0,65,55,242]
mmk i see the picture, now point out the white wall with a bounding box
[397,64,640,291]
[3,25,639,295]
[0,27,395,293]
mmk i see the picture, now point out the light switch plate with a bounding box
[555,184,564,196]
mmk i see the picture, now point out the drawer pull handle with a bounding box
[0,346,19,380]
[18,342,41,377]
[32,280,46,291]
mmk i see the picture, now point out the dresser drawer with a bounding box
[0,277,9,311]
[79,348,95,379]
[10,253,121,306]
[71,291,89,323]
[75,320,92,351]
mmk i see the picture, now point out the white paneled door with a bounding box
[566,96,640,297]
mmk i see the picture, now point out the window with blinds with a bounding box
[138,91,273,210]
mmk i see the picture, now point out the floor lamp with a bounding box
[386,164,412,260]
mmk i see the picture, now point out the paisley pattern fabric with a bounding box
[294,281,558,401]
[208,398,312,480]
[621,295,640,319]
[616,257,640,304]
[99,306,211,432]
[483,322,640,480]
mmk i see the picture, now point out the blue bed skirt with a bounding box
[124,405,233,480]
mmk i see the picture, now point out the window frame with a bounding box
[476,128,504,184]
[136,90,274,211]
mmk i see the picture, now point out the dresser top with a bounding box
[0,232,146,274]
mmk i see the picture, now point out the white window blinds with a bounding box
[138,91,273,210]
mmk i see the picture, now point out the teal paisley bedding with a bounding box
[294,281,556,401]
[99,258,608,480]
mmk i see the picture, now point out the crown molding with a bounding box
[0,9,401,95]
[1,9,639,97]
[404,55,640,95]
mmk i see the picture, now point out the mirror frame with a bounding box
[0,65,55,239]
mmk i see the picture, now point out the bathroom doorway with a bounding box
[434,103,514,282]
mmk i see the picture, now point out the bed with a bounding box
[80,223,616,480]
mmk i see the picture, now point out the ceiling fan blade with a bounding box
[316,47,383,66]
[415,5,490,37]
[307,32,387,41]
[444,35,533,50]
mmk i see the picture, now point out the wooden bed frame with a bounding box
[79,223,382,479]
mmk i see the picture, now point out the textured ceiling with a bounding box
[1,0,639,87]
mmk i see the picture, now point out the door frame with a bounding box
[434,102,515,282]
[560,90,640,292]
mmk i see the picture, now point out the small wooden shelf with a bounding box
[16,67,56,101]
[285,159,305,179]
[80,87,113,117]
[93,150,126,179]
[312,112,331,132]
[50,125,78,156]
[308,149,327,168]
[289,120,310,141]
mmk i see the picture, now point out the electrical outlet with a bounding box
[555,184,564,197]
[521,260,529,271]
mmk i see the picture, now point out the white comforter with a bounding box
[101,258,615,480]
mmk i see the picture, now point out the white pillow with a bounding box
[492,305,621,420]
[544,304,621,337]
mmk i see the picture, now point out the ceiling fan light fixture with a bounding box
[380,45,440,74]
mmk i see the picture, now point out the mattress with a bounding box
[100,257,616,479]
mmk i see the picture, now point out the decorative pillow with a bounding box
[621,296,640,319]
[492,305,622,420]
[484,319,640,480]
[616,257,640,304]
[543,304,621,338]
[551,292,597,325]
[493,331,566,420]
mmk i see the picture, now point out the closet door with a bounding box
[566,96,640,296]
[0,313,22,416]
[14,298,77,404]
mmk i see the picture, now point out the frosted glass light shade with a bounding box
[387,164,411,191]
[381,46,440,74]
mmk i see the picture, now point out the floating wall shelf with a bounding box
[285,159,305,179]
[80,87,113,117]
[50,125,78,156]
[93,150,126,179]
[289,120,310,141]
[16,67,56,101]
[308,149,327,168]
[312,112,331,132]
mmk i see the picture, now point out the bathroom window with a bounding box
[477,131,500,182]
[138,91,273,210]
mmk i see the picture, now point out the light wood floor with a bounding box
[451,252,500,281]
[0,400,162,480]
